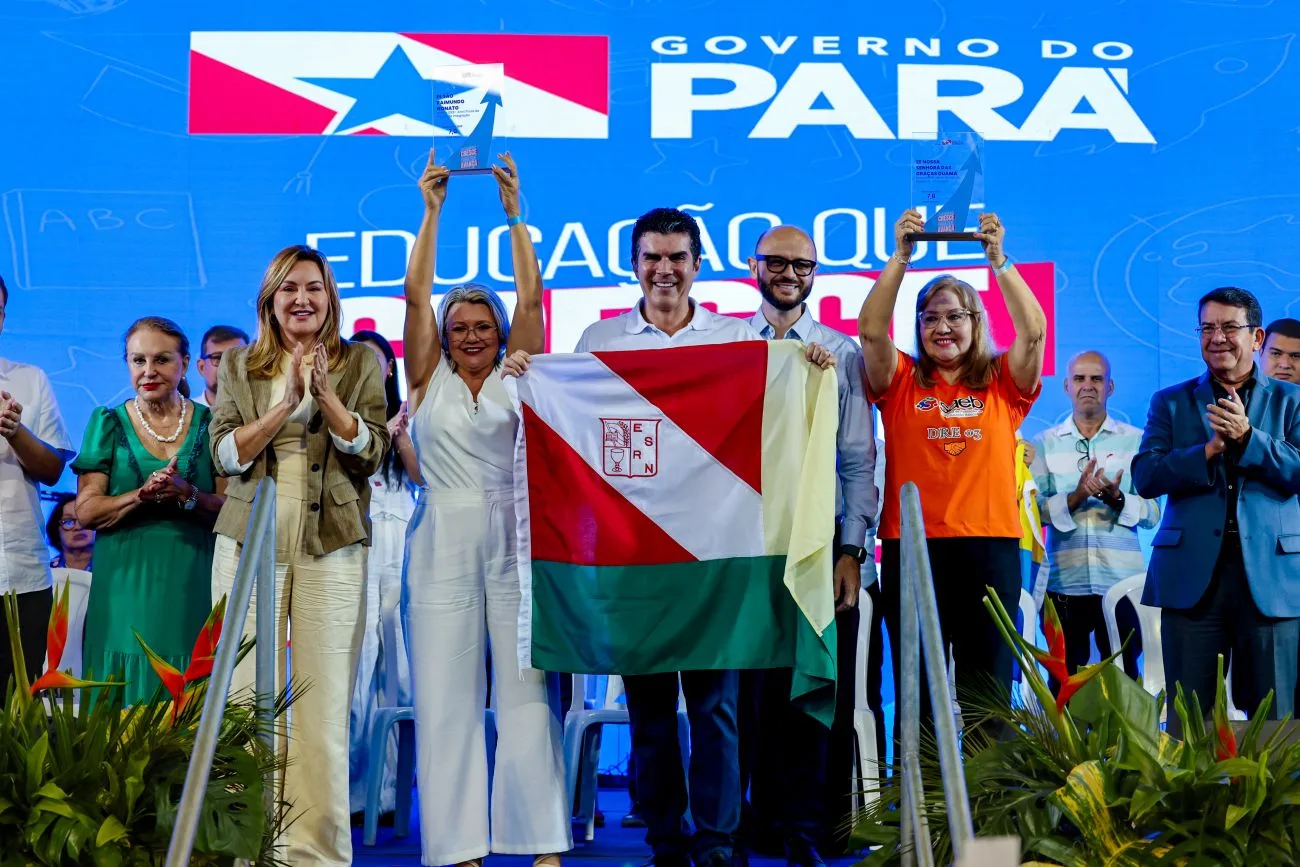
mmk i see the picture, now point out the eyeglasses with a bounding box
[918,309,975,329]
[1075,438,1091,472]
[202,352,225,362]
[449,323,498,340]
[755,255,817,277]
[59,518,81,530]
[1196,323,1255,339]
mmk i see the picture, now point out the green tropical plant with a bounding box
[851,588,1300,865]
[0,585,295,865]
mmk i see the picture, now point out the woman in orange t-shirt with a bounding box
[858,210,1047,738]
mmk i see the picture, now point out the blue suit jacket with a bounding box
[1132,369,1300,618]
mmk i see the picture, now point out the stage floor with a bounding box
[352,788,863,867]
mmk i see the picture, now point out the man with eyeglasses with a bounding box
[1134,286,1300,732]
[1028,351,1160,690]
[736,226,877,866]
[0,275,75,691]
[193,324,249,407]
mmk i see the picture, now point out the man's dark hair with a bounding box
[200,324,250,356]
[1198,286,1262,327]
[1265,318,1300,344]
[629,207,702,264]
[0,275,9,307]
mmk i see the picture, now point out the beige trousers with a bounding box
[212,494,367,867]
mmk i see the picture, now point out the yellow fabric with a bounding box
[1016,440,1046,565]
[760,341,839,638]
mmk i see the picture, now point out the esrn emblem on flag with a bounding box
[601,418,659,478]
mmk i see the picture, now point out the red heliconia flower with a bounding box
[1216,722,1239,761]
[1026,597,1070,687]
[181,595,226,684]
[135,630,185,704]
[29,581,118,695]
[30,669,118,694]
[45,581,70,672]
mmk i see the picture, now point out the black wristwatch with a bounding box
[839,544,868,564]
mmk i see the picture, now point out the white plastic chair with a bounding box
[562,674,688,842]
[851,587,880,814]
[1016,588,1043,708]
[49,568,92,678]
[1103,572,1245,722]
[361,587,415,846]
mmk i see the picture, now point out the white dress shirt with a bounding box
[573,299,760,353]
[0,358,73,594]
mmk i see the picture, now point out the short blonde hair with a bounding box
[912,274,999,389]
[245,245,344,379]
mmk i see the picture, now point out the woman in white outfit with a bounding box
[209,245,390,866]
[348,329,421,817]
[403,150,571,867]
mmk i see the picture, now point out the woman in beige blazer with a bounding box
[209,244,389,867]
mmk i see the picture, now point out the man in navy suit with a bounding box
[1133,286,1300,731]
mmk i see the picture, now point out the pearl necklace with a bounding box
[133,396,188,443]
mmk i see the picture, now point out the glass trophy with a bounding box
[908,132,985,241]
[430,62,505,175]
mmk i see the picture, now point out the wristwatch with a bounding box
[839,544,868,564]
[181,485,199,511]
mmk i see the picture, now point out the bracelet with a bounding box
[993,256,1014,275]
[890,252,911,268]
[506,214,524,228]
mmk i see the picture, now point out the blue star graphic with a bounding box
[302,45,477,132]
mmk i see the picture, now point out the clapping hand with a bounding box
[281,344,307,409]
[140,457,191,503]
[387,403,411,441]
[309,344,335,402]
[1207,387,1251,443]
[1073,459,1107,499]
[419,150,450,212]
[492,152,522,219]
[0,391,22,440]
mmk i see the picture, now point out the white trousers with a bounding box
[212,495,367,867]
[406,489,571,866]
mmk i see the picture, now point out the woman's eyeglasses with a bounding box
[449,323,498,341]
[59,518,81,530]
[918,309,974,330]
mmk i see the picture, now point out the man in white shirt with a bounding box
[574,208,841,867]
[192,324,249,407]
[0,276,75,690]
[737,226,877,865]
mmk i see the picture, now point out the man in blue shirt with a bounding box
[737,226,878,866]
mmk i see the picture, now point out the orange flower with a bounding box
[45,581,69,671]
[1026,596,1070,687]
[29,581,119,695]
[181,596,225,684]
[135,630,185,703]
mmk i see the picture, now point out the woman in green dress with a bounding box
[73,317,225,704]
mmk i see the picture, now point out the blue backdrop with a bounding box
[4,1,1300,470]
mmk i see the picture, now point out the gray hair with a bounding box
[436,283,511,363]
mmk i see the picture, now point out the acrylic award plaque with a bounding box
[908,132,985,241]
[430,62,505,175]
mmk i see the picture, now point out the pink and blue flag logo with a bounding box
[188,32,609,138]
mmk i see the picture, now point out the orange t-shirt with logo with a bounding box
[869,349,1039,540]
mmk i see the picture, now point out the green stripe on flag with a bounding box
[531,557,837,726]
